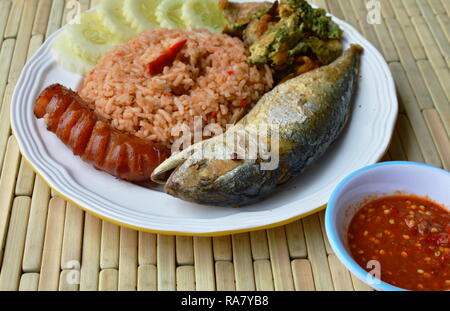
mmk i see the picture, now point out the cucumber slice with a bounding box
[97,0,137,41]
[123,0,160,33]
[182,0,226,33]
[52,33,95,76]
[156,0,187,29]
[65,11,119,63]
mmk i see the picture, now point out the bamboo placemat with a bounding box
[0,0,448,291]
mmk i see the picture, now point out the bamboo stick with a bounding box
[79,213,101,291]
[309,0,328,10]
[8,0,38,83]
[38,197,66,291]
[402,0,421,16]
[19,273,39,291]
[0,0,12,40]
[232,233,255,291]
[0,39,14,106]
[303,214,334,291]
[176,266,195,291]
[379,0,396,18]
[32,0,52,36]
[249,230,269,260]
[429,0,446,14]
[440,0,450,15]
[391,1,427,60]
[350,273,373,291]
[22,175,50,272]
[4,0,24,38]
[397,114,425,162]
[137,265,157,291]
[45,0,64,39]
[348,0,367,22]
[328,254,354,291]
[0,83,15,169]
[157,234,176,291]
[15,158,35,196]
[291,259,315,291]
[411,15,449,78]
[215,261,236,291]
[212,236,232,261]
[176,235,194,265]
[326,0,345,20]
[99,269,118,291]
[100,221,120,269]
[0,197,31,291]
[436,15,449,42]
[59,270,79,291]
[318,210,333,255]
[138,231,157,265]
[336,0,358,28]
[372,19,400,63]
[423,109,450,170]
[193,237,215,291]
[417,60,450,137]
[61,203,84,270]
[118,227,138,291]
[0,136,20,261]
[253,260,274,291]
[285,220,307,258]
[267,227,294,291]
[388,62,442,166]
[26,34,43,61]
[357,19,383,53]
[389,124,408,161]
[416,0,450,62]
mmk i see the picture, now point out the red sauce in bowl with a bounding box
[348,195,450,291]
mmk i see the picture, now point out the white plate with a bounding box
[11,1,398,235]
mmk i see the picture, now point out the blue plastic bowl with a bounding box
[325,161,450,291]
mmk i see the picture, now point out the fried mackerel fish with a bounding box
[221,0,343,82]
[152,45,363,206]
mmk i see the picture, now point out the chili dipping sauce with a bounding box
[348,195,450,291]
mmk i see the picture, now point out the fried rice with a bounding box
[79,28,273,146]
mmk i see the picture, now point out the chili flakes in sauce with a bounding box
[348,195,450,291]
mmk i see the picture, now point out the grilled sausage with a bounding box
[35,84,170,182]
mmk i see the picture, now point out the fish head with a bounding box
[151,134,280,207]
[164,158,279,207]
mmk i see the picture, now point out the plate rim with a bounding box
[11,9,398,236]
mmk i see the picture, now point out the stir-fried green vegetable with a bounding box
[221,0,344,81]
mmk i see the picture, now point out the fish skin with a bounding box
[151,45,363,206]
